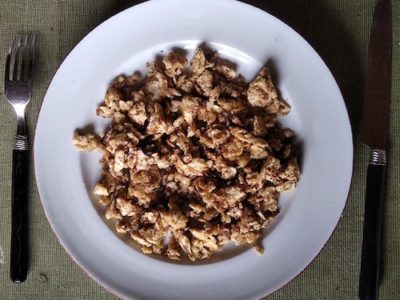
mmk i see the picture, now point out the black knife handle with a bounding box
[10,149,29,283]
[359,163,386,300]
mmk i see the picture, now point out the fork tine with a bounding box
[4,39,12,84]
[12,35,22,81]
[26,35,36,81]
[20,35,30,82]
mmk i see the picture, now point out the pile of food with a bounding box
[73,48,300,261]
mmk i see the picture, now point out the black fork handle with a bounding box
[10,149,29,283]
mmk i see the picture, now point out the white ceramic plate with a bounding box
[34,0,353,299]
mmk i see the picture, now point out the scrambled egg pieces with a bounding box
[73,48,300,261]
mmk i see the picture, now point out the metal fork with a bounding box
[4,34,36,283]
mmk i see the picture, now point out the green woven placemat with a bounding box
[0,1,398,299]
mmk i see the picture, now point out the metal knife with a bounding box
[359,0,392,299]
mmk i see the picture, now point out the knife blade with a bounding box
[361,0,392,150]
[359,1,392,300]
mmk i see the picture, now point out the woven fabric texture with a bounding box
[0,1,399,299]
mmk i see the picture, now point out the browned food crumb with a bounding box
[72,48,300,261]
[253,244,265,255]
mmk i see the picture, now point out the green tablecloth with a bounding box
[0,0,399,299]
